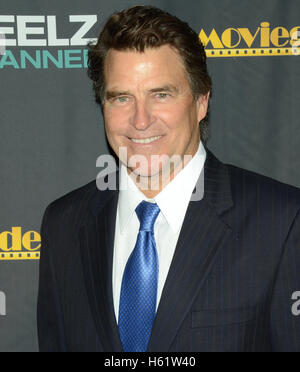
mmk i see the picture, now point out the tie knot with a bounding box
[135,201,160,232]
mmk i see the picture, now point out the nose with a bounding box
[131,100,153,130]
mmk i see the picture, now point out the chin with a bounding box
[129,165,159,178]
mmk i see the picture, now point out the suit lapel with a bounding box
[79,183,123,351]
[147,149,234,351]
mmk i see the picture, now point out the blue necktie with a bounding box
[118,200,160,352]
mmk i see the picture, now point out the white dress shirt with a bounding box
[112,141,207,323]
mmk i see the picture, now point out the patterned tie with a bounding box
[118,200,160,352]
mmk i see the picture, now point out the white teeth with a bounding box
[131,136,162,144]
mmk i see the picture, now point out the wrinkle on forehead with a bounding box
[104,45,192,97]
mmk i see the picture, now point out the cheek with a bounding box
[104,109,126,137]
[155,106,183,130]
[158,104,196,134]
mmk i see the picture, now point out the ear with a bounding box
[196,91,210,123]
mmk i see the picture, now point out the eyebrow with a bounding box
[148,85,179,94]
[105,85,179,100]
[105,90,131,100]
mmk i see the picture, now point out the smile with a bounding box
[130,136,162,144]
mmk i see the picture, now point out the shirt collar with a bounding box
[118,141,206,234]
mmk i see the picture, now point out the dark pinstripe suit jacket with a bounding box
[37,149,300,352]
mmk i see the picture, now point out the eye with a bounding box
[115,96,129,103]
[156,93,169,100]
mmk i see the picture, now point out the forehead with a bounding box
[103,45,189,89]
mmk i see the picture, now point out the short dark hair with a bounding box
[88,5,212,142]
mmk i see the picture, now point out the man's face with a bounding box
[103,45,209,179]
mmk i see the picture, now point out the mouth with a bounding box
[130,135,163,144]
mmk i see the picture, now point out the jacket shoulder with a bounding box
[49,179,97,209]
[42,180,99,229]
[226,162,300,210]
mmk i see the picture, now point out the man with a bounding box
[37,6,300,352]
